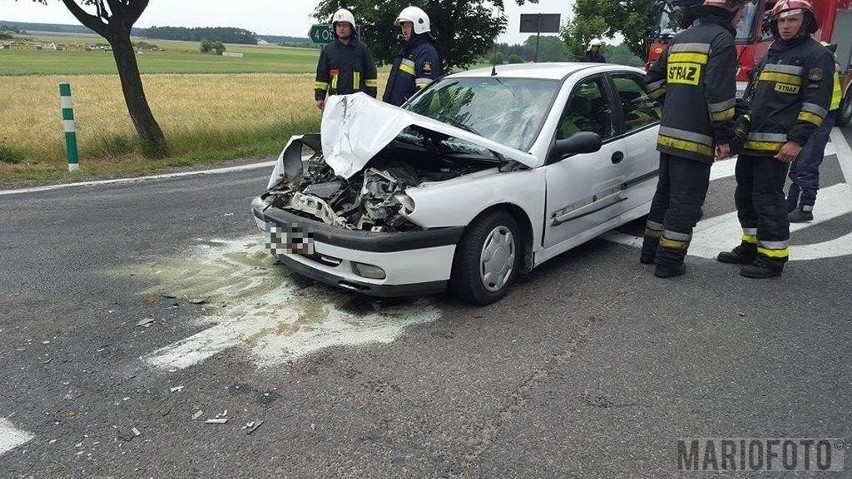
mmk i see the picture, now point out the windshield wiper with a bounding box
[437,115,481,136]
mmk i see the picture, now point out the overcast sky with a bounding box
[0,0,572,45]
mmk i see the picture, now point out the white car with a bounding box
[251,63,660,304]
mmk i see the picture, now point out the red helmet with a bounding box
[770,0,818,33]
[771,0,814,18]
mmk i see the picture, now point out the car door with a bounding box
[543,75,627,249]
[608,71,661,215]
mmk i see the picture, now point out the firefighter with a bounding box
[383,6,441,107]
[785,41,842,222]
[640,0,747,278]
[579,39,607,63]
[314,9,378,110]
[717,0,835,278]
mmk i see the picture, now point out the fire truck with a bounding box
[646,0,852,125]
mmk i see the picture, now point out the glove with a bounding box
[734,98,750,117]
[730,114,750,155]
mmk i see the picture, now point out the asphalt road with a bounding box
[1,133,851,478]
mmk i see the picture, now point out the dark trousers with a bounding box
[787,111,835,209]
[735,153,790,263]
[642,153,711,267]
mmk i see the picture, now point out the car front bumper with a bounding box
[251,196,463,297]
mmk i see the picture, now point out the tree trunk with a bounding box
[109,33,167,156]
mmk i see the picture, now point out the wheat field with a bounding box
[1,73,318,159]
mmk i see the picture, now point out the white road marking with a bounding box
[710,142,838,181]
[130,238,441,370]
[829,128,852,199]
[606,134,852,263]
[605,183,852,260]
[0,418,35,456]
[0,160,275,197]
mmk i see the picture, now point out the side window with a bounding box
[612,73,661,133]
[557,78,615,141]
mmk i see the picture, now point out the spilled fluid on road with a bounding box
[125,237,441,370]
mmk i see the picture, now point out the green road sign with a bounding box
[309,24,333,44]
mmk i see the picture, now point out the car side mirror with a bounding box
[555,131,602,159]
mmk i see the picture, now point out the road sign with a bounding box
[519,13,561,34]
[309,24,333,44]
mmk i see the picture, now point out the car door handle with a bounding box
[611,151,624,164]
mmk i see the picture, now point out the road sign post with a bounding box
[59,82,80,172]
[519,13,562,62]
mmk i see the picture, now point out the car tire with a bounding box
[838,93,852,127]
[450,210,521,305]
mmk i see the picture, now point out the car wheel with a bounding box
[450,210,521,305]
[838,93,852,127]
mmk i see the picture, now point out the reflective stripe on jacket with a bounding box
[314,36,378,101]
[743,37,835,156]
[383,34,440,107]
[644,15,738,164]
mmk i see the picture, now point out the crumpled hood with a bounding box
[320,93,539,178]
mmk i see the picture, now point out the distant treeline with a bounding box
[0,20,313,46]
[257,35,313,46]
[143,26,256,44]
[0,20,100,35]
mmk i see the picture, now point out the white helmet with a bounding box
[331,8,356,30]
[396,6,430,35]
[589,38,602,48]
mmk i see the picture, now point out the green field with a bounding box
[0,32,322,75]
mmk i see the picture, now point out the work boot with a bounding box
[788,207,813,223]
[740,257,783,279]
[654,263,686,278]
[639,236,659,265]
[717,243,757,264]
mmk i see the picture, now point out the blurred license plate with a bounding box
[264,222,314,256]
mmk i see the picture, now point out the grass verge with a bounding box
[0,118,319,187]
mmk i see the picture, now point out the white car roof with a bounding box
[448,62,644,81]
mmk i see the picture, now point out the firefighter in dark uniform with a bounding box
[314,9,378,110]
[717,0,834,278]
[383,6,441,107]
[640,0,747,278]
[785,41,842,222]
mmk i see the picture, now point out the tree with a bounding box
[22,0,166,155]
[315,0,538,73]
[522,35,567,62]
[561,0,654,60]
[200,39,225,55]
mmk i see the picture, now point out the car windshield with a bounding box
[404,77,561,151]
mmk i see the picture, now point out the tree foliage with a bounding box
[16,0,166,155]
[144,26,257,44]
[200,39,226,55]
[561,0,654,60]
[315,0,537,73]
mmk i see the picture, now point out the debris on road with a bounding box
[117,427,137,442]
[243,420,264,435]
[205,418,228,425]
[191,410,203,420]
[187,297,208,305]
[132,427,141,437]
[64,410,77,419]
[169,385,184,393]
[136,318,156,327]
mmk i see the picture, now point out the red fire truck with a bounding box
[647,0,852,125]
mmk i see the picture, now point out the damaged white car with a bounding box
[251,63,660,304]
